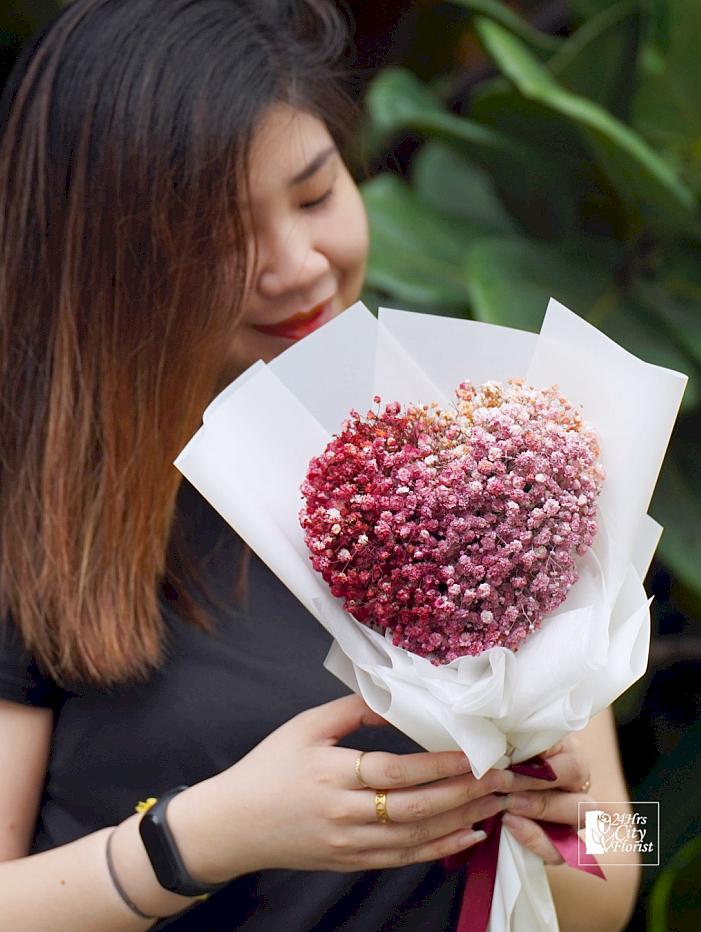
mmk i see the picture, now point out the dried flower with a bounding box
[300,380,604,663]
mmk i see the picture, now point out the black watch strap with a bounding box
[138,785,227,898]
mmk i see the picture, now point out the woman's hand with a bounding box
[171,695,517,882]
[501,734,594,864]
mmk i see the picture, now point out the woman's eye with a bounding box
[300,188,333,210]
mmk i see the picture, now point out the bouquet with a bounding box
[175,299,686,931]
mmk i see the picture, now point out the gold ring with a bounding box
[355,752,370,788]
[375,790,390,823]
[580,777,591,793]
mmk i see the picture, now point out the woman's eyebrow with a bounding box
[290,145,336,185]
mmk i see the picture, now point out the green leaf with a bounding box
[632,0,701,195]
[411,141,516,235]
[471,78,586,164]
[635,718,701,891]
[446,0,561,53]
[568,0,621,21]
[365,68,546,164]
[470,80,630,238]
[651,430,701,602]
[474,17,697,229]
[649,835,701,932]
[464,235,621,330]
[365,68,449,140]
[548,0,640,117]
[362,173,478,310]
[635,248,701,371]
[365,68,578,236]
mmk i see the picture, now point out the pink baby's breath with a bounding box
[299,380,604,663]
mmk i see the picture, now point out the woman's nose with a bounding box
[256,226,330,298]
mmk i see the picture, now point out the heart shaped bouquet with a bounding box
[175,299,686,932]
[301,380,604,662]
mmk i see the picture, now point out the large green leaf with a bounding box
[470,80,630,238]
[635,248,701,372]
[548,0,640,118]
[650,423,701,601]
[446,0,560,53]
[365,68,578,236]
[471,77,590,163]
[411,141,516,235]
[632,0,701,195]
[648,835,701,932]
[366,67,543,162]
[474,17,697,230]
[635,718,701,890]
[568,0,621,21]
[362,173,478,310]
[464,234,621,330]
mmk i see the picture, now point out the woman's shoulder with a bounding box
[0,614,64,710]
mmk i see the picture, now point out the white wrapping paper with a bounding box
[175,299,686,931]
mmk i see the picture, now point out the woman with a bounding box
[0,1,639,929]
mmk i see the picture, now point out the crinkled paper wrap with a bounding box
[175,299,686,931]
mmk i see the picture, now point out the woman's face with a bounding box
[228,103,369,376]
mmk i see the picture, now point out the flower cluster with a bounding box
[299,380,604,663]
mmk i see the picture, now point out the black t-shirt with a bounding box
[0,481,464,930]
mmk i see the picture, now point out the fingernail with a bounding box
[462,829,487,845]
[502,813,522,830]
[498,769,514,791]
[504,793,531,814]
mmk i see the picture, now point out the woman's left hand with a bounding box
[501,734,594,865]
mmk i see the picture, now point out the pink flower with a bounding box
[299,380,604,664]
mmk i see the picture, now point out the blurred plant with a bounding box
[360,0,701,632]
[648,833,701,932]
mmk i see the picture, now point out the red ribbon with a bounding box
[443,757,605,932]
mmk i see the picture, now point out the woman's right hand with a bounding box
[170,694,512,883]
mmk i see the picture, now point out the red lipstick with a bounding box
[253,300,331,340]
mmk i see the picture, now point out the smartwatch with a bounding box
[138,785,228,898]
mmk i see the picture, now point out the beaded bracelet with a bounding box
[105,828,156,921]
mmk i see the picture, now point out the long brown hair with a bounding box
[0,0,353,687]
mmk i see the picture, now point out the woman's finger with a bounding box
[508,749,588,794]
[540,748,589,792]
[295,694,388,745]
[347,770,509,822]
[376,784,506,829]
[504,790,596,826]
[358,825,488,871]
[502,813,563,865]
[352,793,505,851]
[346,748,474,790]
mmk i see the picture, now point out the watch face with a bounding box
[138,787,222,897]
[139,805,181,892]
